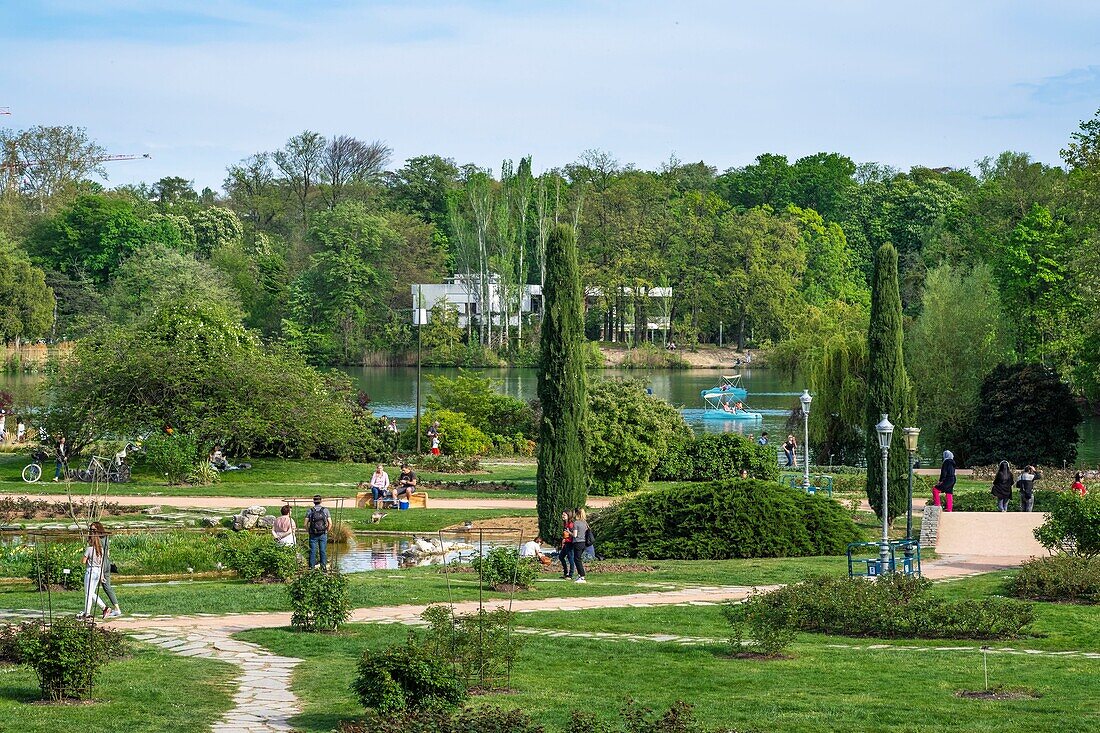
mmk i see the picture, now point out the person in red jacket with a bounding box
[1072,473,1087,496]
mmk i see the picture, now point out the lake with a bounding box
[3,367,1097,465]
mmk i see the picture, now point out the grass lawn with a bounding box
[0,556,848,616]
[239,586,1100,733]
[0,643,235,733]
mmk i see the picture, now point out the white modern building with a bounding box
[411,275,542,329]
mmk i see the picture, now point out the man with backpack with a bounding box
[306,495,332,569]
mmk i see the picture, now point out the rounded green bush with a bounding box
[591,479,862,559]
[353,642,467,714]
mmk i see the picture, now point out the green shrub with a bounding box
[143,432,200,484]
[420,604,524,690]
[15,618,127,700]
[186,460,221,486]
[953,490,1060,513]
[29,542,82,590]
[1034,492,1100,557]
[722,591,796,657]
[1009,555,1100,603]
[0,623,20,664]
[408,454,482,473]
[287,569,352,631]
[653,433,779,483]
[591,479,861,560]
[107,531,223,575]
[339,707,544,733]
[425,370,537,440]
[352,641,467,714]
[217,531,299,581]
[399,409,491,456]
[585,379,693,495]
[751,574,1034,640]
[469,547,538,589]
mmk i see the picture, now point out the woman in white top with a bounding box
[369,464,390,508]
[271,504,297,547]
[80,531,108,618]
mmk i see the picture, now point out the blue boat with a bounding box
[701,391,762,421]
[700,374,748,401]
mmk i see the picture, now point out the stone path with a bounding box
[130,625,300,733]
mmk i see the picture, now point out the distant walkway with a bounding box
[0,492,612,511]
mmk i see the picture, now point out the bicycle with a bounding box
[22,449,48,483]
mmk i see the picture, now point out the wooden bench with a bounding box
[355,491,429,509]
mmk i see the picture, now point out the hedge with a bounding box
[591,479,861,560]
[652,433,780,483]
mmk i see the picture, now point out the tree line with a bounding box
[2,112,1099,445]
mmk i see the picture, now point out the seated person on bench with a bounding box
[392,464,417,505]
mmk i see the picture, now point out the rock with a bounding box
[142,506,163,515]
[201,517,220,528]
[243,505,266,517]
[233,513,259,531]
[257,516,275,529]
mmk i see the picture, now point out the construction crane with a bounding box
[0,108,10,115]
[2,153,151,193]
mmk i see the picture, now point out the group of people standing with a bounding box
[558,508,592,583]
[935,451,1086,513]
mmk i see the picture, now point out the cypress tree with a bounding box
[864,243,914,522]
[536,224,588,542]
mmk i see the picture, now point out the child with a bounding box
[1072,472,1087,496]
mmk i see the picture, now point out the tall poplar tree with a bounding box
[536,224,587,541]
[864,243,914,522]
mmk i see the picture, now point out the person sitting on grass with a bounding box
[209,445,230,471]
[520,536,551,566]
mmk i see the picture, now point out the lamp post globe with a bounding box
[799,390,812,490]
[875,414,894,572]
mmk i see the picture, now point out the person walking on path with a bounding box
[90,522,122,619]
[991,460,1014,512]
[305,495,332,569]
[53,435,68,481]
[783,435,797,468]
[272,505,297,547]
[570,508,590,584]
[934,450,957,512]
[559,510,575,579]
[369,464,390,507]
[1016,466,1042,512]
[79,528,107,619]
[1072,472,1087,496]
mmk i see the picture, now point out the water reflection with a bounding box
[333,533,519,573]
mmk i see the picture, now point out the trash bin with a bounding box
[398,500,410,511]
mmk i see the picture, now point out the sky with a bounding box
[2,0,1099,191]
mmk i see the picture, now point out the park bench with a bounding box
[355,491,428,510]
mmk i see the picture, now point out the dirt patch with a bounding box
[720,651,792,661]
[442,516,539,536]
[421,480,518,492]
[584,562,658,573]
[955,688,1041,701]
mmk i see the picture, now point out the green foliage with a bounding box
[722,589,796,657]
[425,369,535,439]
[653,433,779,482]
[907,263,1014,454]
[14,618,127,700]
[585,379,693,495]
[217,531,299,582]
[864,244,914,522]
[352,641,467,714]
[29,193,190,285]
[288,569,352,631]
[398,409,491,456]
[592,479,861,560]
[537,224,588,543]
[1034,492,1100,558]
[105,243,242,324]
[469,547,538,589]
[409,454,482,473]
[143,432,200,485]
[45,298,384,460]
[965,363,1082,467]
[186,460,221,486]
[750,574,1034,640]
[1009,555,1100,603]
[190,206,243,258]
[420,604,525,689]
[340,707,543,733]
[0,239,55,342]
[29,542,82,590]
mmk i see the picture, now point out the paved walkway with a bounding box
[0,492,613,511]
